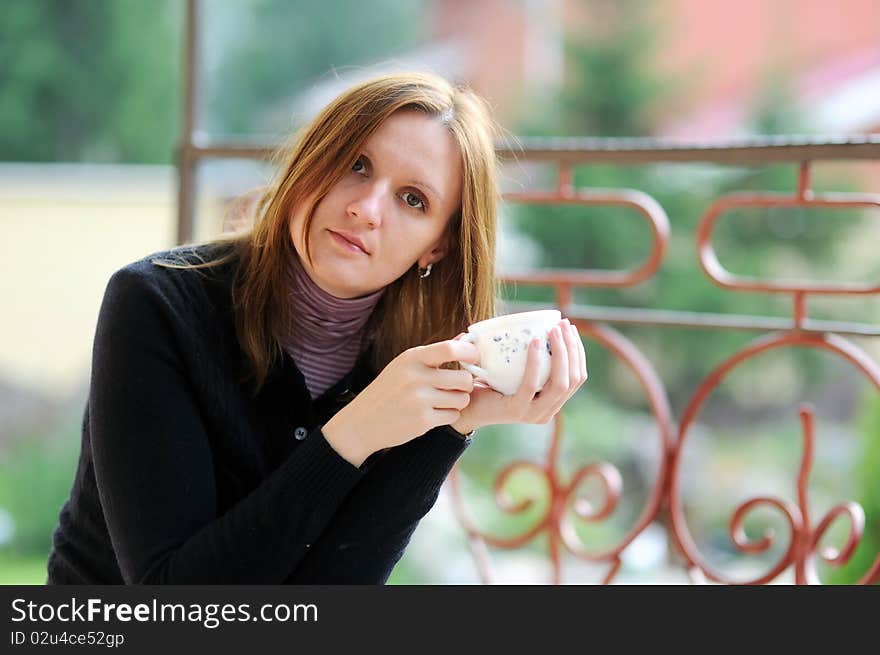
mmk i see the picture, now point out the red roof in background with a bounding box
[653,0,880,137]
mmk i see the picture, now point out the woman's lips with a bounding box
[329,230,368,255]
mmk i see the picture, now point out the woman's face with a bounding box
[289,109,463,298]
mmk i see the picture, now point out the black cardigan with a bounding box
[46,244,470,584]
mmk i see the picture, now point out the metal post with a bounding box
[176,0,200,245]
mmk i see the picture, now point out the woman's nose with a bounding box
[347,183,386,228]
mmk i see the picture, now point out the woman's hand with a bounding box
[450,318,588,435]
[322,339,480,466]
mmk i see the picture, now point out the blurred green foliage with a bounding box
[0,402,80,568]
[825,389,880,585]
[2,0,428,162]
[0,551,50,585]
[507,0,861,412]
[202,0,428,135]
[1,0,181,162]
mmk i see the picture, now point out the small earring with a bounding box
[418,263,433,279]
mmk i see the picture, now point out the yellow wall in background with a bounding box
[0,164,222,399]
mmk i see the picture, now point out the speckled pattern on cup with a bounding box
[489,327,553,363]
[459,310,561,396]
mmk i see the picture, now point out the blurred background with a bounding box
[2,0,879,584]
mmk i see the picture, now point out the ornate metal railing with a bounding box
[186,133,880,584]
[178,0,880,588]
[443,138,880,585]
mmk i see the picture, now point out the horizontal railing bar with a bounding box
[498,135,880,164]
[187,143,274,160]
[184,135,880,165]
[499,301,880,336]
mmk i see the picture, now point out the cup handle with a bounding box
[458,333,490,380]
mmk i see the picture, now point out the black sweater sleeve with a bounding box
[286,426,470,584]
[89,268,365,584]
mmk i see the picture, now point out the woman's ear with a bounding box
[417,230,453,269]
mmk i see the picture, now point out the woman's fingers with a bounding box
[561,320,581,388]
[429,389,472,411]
[432,408,462,426]
[576,324,588,383]
[432,368,475,392]
[418,339,479,368]
[545,325,569,398]
[442,319,589,431]
[514,336,544,403]
[565,319,587,394]
[529,325,569,419]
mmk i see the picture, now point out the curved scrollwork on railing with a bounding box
[670,162,880,584]
[697,163,880,297]
[448,152,880,585]
[448,316,674,584]
[501,164,671,289]
[448,169,674,584]
[670,337,880,585]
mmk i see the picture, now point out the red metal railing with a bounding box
[446,159,675,585]
[190,134,880,584]
[672,159,880,585]
[179,0,880,587]
[443,142,880,585]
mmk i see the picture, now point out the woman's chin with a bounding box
[314,271,371,299]
[310,253,395,298]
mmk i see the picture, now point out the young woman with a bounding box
[46,72,587,584]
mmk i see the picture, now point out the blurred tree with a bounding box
[557,0,663,138]
[0,0,181,163]
[826,388,880,585]
[508,0,856,412]
[203,0,428,135]
[511,0,715,410]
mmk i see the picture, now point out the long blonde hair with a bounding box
[157,72,501,392]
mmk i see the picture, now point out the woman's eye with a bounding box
[352,156,367,174]
[402,191,426,211]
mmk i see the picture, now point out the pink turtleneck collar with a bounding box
[279,250,385,399]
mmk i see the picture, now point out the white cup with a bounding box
[458,309,563,396]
